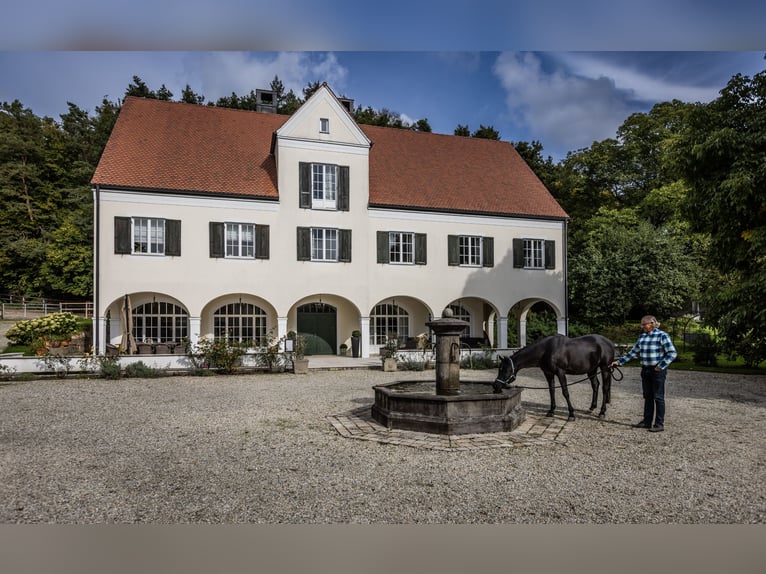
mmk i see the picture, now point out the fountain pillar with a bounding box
[426,308,468,396]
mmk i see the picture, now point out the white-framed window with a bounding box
[389,232,414,264]
[132,301,189,343]
[213,302,268,346]
[133,217,165,254]
[320,118,330,133]
[225,223,255,258]
[459,236,483,266]
[371,303,409,345]
[311,228,338,261]
[524,239,545,269]
[312,163,338,209]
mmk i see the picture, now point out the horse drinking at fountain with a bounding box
[494,334,615,421]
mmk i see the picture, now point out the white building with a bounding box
[91,84,569,357]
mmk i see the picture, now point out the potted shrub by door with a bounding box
[339,343,348,356]
[351,330,361,358]
[381,335,398,372]
[292,335,309,374]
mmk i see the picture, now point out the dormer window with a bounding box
[320,118,330,133]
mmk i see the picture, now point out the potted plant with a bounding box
[381,334,399,372]
[292,335,309,374]
[339,343,348,356]
[351,329,361,358]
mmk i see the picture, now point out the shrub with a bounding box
[0,363,17,380]
[124,361,163,378]
[692,333,719,367]
[188,338,249,374]
[6,312,81,346]
[397,355,426,371]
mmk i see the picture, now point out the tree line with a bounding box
[1,68,764,363]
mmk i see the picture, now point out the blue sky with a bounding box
[2,51,763,161]
[1,3,764,161]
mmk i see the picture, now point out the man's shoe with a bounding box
[649,425,664,432]
[632,421,650,428]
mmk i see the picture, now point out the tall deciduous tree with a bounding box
[674,69,766,360]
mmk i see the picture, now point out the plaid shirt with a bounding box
[617,328,677,370]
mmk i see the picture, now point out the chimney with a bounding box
[338,97,354,114]
[256,89,276,113]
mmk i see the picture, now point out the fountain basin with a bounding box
[371,381,525,435]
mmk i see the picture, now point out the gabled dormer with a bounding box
[275,83,371,152]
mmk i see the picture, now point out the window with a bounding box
[370,303,409,345]
[225,223,255,258]
[377,231,427,265]
[459,236,482,266]
[297,227,351,262]
[513,238,556,269]
[132,301,189,343]
[320,118,330,133]
[389,232,414,264]
[213,302,268,346]
[299,162,349,211]
[114,217,181,256]
[312,163,337,209]
[524,239,544,269]
[133,218,164,254]
[312,228,337,261]
[447,235,493,267]
[209,222,269,259]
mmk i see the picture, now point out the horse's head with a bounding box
[495,355,516,388]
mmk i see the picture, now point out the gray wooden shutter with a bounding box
[114,217,132,254]
[544,240,556,269]
[339,229,352,262]
[415,233,427,265]
[165,219,181,256]
[299,162,312,208]
[377,231,390,264]
[297,227,311,261]
[447,235,459,266]
[338,166,350,211]
[255,224,270,259]
[482,236,494,267]
[513,238,524,268]
[209,222,224,258]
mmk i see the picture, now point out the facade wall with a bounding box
[93,87,567,357]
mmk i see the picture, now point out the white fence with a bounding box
[0,301,93,320]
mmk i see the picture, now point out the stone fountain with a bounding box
[371,308,525,435]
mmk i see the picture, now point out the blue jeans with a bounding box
[641,366,666,426]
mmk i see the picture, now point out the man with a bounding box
[611,315,677,433]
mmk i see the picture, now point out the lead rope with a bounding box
[505,365,624,391]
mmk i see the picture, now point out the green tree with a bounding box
[125,76,156,99]
[568,207,705,327]
[674,69,766,360]
[412,118,432,132]
[454,124,470,137]
[180,84,205,105]
[471,125,500,140]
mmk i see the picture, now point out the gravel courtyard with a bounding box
[1,367,764,524]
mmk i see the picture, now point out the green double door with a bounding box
[296,303,337,355]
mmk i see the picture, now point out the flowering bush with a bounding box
[187,337,249,374]
[6,312,81,346]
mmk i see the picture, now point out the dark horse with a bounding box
[494,334,615,421]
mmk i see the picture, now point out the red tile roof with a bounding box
[92,97,568,219]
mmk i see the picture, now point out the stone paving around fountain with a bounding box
[328,403,577,451]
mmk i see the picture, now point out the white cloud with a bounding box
[493,52,634,152]
[189,52,348,102]
[552,53,722,103]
